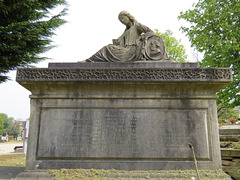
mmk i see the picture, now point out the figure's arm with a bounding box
[112,39,119,45]
[136,22,155,35]
[112,32,125,46]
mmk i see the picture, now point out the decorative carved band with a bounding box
[16,68,232,81]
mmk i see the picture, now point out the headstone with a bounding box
[16,62,232,170]
[17,137,22,141]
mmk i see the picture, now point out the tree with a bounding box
[0,117,4,135]
[0,113,13,129]
[155,29,187,62]
[6,122,20,138]
[218,106,239,120]
[0,0,68,83]
[0,113,13,135]
[178,0,240,109]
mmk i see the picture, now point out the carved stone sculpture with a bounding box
[86,11,170,62]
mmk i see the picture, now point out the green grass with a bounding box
[0,153,26,167]
[47,169,231,180]
[0,153,231,179]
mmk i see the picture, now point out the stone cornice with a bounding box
[16,67,232,82]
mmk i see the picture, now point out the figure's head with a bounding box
[118,11,136,26]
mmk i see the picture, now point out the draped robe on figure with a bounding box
[86,22,155,62]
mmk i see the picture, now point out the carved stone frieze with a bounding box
[16,68,232,81]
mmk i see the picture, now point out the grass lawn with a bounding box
[47,169,231,180]
[0,153,231,179]
[0,153,26,167]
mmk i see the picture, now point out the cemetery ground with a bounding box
[0,141,26,179]
[0,142,231,179]
[0,141,25,167]
[0,141,23,155]
[0,153,25,167]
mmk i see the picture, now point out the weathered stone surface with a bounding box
[220,135,240,142]
[220,125,240,180]
[17,62,231,82]
[48,62,199,68]
[16,62,232,170]
[219,125,240,135]
[38,109,209,159]
[15,171,53,180]
[221,149,240,157]
[85,11,170,62]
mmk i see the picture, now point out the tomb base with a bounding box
[16,62,232,170]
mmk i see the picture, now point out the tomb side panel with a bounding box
[37,108,210,160]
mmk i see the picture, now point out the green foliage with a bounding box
[0,113,13,135]
[0,117,4,135]
[218,106,239,120]
[0,0,68,82]
[178,0,240,109]
[155,29,187,62]
[6,122,20,138]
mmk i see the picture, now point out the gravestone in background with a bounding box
[16,62,232,170]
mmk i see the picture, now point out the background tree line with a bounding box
[0,0,67,82]
[0,113,20,138]
[178,0,240,118]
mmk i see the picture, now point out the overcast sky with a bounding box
[0,0,200,120]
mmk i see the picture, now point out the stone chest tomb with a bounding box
[16,62,232,170]
[16,10,232,171]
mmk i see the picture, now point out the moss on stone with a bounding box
[47,169,231,179]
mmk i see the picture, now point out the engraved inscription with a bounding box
[37,108,209,159]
